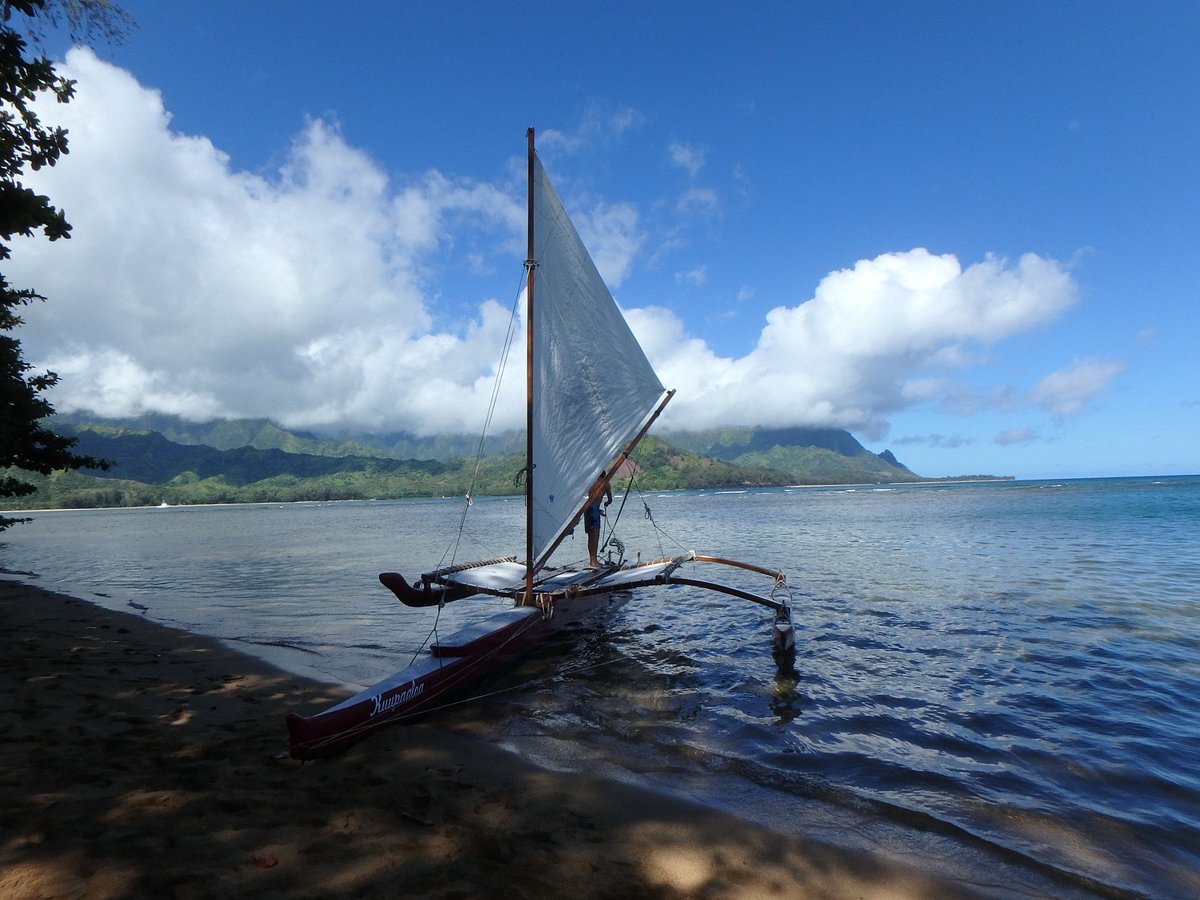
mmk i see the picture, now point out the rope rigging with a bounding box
[435,265,528,576]
[598,444,690,565]
[418,264,528,655]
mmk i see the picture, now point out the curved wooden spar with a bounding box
[691,554,787,583]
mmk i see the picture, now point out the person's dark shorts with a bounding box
[584,504,601,531]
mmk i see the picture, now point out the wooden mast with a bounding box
[523,127,536,605]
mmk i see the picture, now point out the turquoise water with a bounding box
[3,476,1198,897]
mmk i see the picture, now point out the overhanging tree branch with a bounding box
[0,0,127,531]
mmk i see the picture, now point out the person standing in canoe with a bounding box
[585,471,613,568]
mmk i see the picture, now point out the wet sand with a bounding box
[0,576,985,898]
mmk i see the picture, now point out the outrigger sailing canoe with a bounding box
[286,130,795,760]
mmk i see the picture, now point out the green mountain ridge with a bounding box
[53,413,912,469]
[663,425,877,460]
[50,412,524,460]
[1,416,1008,511]
[662,426,917,483]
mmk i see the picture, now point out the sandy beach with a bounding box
[0,577,985,899]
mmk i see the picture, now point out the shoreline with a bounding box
[0,577,990,898]
[0,477,1024,516]
[21,475,1200,518]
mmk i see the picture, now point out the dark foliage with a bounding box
[0,0,114,530]
[63,430,448,487]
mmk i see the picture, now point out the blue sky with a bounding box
[11,1,1198,479]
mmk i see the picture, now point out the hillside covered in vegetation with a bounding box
[1,417,1006,511]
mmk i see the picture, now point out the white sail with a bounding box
[529,154,670,569]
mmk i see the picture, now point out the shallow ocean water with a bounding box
[4,476,1198,897]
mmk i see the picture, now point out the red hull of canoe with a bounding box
[286,593,616,759]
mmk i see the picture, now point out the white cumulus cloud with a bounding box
[9,49,1094,444]
[11,48,521,435]
[645,248,1080,438]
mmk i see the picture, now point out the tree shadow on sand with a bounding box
[0,580,975,899]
